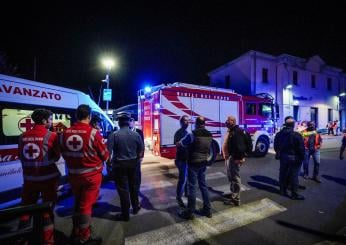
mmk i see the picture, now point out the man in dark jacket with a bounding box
[274,116,305,200]
[174,115,190,208]
[177,116,212,219]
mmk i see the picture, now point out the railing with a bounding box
[0,202,53,245]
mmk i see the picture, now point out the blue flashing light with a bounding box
[144,86,152,93]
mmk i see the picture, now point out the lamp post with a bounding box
[102,58,116,114]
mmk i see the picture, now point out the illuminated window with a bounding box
[259,103,272,117]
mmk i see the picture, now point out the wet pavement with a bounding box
[50,149,346,245]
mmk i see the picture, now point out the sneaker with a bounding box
[223,198,240,206]
[291,193,305,200]
[195,208,212,218]
[178,210,194,220]
[303,175,309,179]
[76,236,103,245]
[132,205,141,215]
[298,185,306,190]
[176,197,186,208]
[312,176,321,183]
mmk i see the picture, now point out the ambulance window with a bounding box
[1,108,72,136]
[2,109,33,136]
[246,103,256,115]
[52,113,72,133]
[259,103,272,118]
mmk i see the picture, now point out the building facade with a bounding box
[208,50,346,130]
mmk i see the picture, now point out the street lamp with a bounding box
[101,58,116,114]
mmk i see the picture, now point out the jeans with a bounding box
[187,165,210,213]
[175,160,188,198]
[303,149,320,177]
[280,158,302,194]
[225,157,241,201]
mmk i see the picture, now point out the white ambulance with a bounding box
[0,74,114,207]
[138,83,275,162]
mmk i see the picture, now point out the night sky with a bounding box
[1,1,346,108]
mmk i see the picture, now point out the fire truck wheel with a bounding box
[207,140,218,166]
[254,136,269,157]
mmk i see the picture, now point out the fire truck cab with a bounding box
[0,74,114,207]
[138,83,274,162]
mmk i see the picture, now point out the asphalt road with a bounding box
[50,148,346,245]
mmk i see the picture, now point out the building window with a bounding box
[262,68,268,83]
[311,75,316,88]
[293,106,299,121]
[328,109,333,122]
[327,77,332,91]
[293,71,298,85]
[246,103,256,115]
[225,75,230,89]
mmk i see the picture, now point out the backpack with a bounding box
[307,134,316,151]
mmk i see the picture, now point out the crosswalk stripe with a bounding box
[140,180,174,191]
[125,198,287,245]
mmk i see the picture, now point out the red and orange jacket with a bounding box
[18,125,61,182]
[61,122,109,177]
[301,129,322,151]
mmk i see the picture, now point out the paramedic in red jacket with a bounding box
[61,105,109,245]
[18,108,61,245]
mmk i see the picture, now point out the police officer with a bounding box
[18,108,61,245]
[174,115,189,208]
[107,112,144,221]
[61,104,109,245]
[177,116,212,219]
[274,116,305,200]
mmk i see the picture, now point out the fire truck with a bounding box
[138,83,274,162]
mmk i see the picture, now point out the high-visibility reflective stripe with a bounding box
[22,160,55,167]
[87,129,97,157]
[68,164,102,174]
[42,131,52,161]
[24,172,59,181]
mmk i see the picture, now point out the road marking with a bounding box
[140,180,174,191]
[125,198,286,245]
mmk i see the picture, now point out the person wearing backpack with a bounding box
[222,116,252,206]
[301,121,322,183]
[274,116,305,200]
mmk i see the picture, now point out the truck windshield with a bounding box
[259,103,272,118]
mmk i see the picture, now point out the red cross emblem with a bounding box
[66,135,83,151]
[23,143,40,160]
[18,117,34,132]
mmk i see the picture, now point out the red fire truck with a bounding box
[138,83,274,162]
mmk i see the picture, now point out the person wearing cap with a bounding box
[107,112,144,221]
[274,116,305,200]
[301,121,322,183]
[129,117,144,196]
[61,104,109,245]
[177,116,212,220]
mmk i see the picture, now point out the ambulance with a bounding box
[0,74,114,206]
[138,82,274,162]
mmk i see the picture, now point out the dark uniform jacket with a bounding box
[274,126,305,162]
